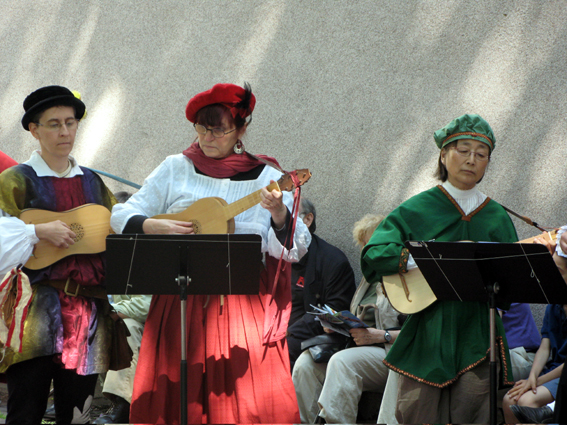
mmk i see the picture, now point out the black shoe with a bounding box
[510,405,554,424]
[93,397,130,424]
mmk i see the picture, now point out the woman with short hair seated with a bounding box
[292,214,401,424]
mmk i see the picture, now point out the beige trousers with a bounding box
[509,346,536,381]
[292,345,389,424]
[377,369,398,424]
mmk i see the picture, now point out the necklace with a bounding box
[56,160,73,178]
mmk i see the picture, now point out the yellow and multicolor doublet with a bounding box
[0,163,115,375]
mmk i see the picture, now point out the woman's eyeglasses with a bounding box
[194,124,236,138]
[35,119,79,132]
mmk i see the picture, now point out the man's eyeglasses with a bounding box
[35,119,79,132]
[194,123,236,138]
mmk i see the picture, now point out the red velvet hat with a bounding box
[185,83,256,123]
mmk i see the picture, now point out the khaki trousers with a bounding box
[292,345,388,424]
[509,346,535,381]
[377,369,399,424]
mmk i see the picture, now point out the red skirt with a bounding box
[130,289,299,424]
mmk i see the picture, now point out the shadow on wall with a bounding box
[1,1,567,292]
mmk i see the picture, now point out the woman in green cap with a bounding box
[361,114,516,423]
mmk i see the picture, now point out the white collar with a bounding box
[24,150,83,178]
[442,180,480,200]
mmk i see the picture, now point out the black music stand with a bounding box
[406,240,567,425]
[105,233,263,425]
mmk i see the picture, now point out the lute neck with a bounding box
[519,229,557,244]
[224,181,280,220]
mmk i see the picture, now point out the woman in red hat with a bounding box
[111,83,311,424]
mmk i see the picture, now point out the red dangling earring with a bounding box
[233,140,244,154]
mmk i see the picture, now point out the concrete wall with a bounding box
[3,0,566,326]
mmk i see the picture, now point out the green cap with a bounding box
[434,114,495,152]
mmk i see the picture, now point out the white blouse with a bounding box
[111,154,311,263]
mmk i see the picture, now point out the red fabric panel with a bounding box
[51,177,86,212]
[0,151,17,173]
[58,293,93,373]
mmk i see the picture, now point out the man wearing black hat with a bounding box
[0,86,116,424]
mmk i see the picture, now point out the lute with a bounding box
[20,204,113,270]
[152,169,311,234]
[382,230,558,314]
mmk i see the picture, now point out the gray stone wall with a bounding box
[3,0,566,327]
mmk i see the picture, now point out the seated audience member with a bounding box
[292,214,400,424]
[0,150,17,172]
[502,303,541,381]
[510,399,557,424]
[94,190,151,424]
[94,293,151,423]
[514,364,567,424]
[507,228,567,424]
[502,304,567,423]
[555,359,567,422]
[286,197,356,369]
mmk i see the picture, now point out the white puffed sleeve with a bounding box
[556,225,567,258]
[266,223,311,263]
[0,214,39,276]
[111,157,175,233]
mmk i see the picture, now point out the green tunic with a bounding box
[361,185,517,387]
